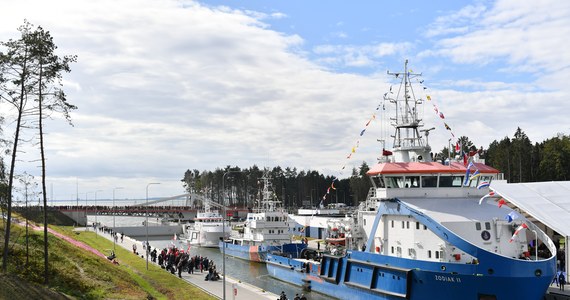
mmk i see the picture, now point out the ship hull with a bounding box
[184,229,225,248]
[220,241,307,262]
[266,251,555,300]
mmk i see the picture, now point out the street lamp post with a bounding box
[222,170,242,300]
[146,182,160,270]
[94,190,103,237]
[85,192,93,230]
[113,187,124,252]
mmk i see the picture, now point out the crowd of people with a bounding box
[151,246,220,281]
[279,291,307,300]
[95,223,306,298]
[94,222,221,281]
[132,237,221,280]
[93,222,124,243]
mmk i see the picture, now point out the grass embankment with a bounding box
[0,212,213,300]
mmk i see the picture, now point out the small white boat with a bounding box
[182,199,230,248]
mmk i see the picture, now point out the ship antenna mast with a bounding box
[385,59,432,162]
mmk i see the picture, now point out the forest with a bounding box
[180,127,570,211]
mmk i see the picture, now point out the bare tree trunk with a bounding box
[25,184,29,268]
[38,62,49,285]
[2,50,28,272]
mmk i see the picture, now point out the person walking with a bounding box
[188,257,194,274]
[553,270,560,287]
[560,271,566,291]
[177,253,188,278]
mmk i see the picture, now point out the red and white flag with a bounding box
[478,191,495,205]
[509,223,529,243]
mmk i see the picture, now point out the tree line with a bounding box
[486,128,570,182]
[181,128,570,210]
[180,164,373,212]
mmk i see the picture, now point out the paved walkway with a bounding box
[76,227,277,300]
[547,283,570,299]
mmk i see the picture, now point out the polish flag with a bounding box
[509,223,529,243]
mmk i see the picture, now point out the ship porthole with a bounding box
[441,266,446,271]
[535,269,542,277]
[488,268,494,275]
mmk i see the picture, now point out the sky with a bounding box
[0,0,569,203]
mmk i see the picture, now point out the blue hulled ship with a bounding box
[266,61,556,299]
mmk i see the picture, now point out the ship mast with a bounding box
[258,170,282,212]
[385,60,433,163]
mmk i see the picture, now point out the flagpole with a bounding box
[532,230,537,261]
[448,138,451,166]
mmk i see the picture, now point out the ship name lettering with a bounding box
[434,275,461,283]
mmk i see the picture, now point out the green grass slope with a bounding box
[0,213,213,300]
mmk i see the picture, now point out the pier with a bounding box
[79,227,278,300]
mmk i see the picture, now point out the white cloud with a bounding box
[0,0,385,200]
[312,42,413,69]
[1,0,569,202]
[431,0,570,76]
[412,0,570,150]
[425,4,487,38]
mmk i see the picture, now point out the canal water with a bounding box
[88,215,330,300]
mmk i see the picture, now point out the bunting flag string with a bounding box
[418,78,470,166]
[505,211,519,223]
[338,105,381,175]
[313,100,383,213]
[478,191,496,205]
[411,70,520,223]
[477,181,490,189]
[497,198,506,208]
[509,223,529,243]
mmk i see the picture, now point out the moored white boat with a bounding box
[219,169,307,262]
[182,197,230,248]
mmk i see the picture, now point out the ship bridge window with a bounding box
[421,175,438,188]
[405,176,420,188]
[480,176,493,184]
[385,176,406,188]
[468,176,479,188]
[485,222,491,230]
[476,222,481,231]
[439,175,464,187]
[372,176,385,188]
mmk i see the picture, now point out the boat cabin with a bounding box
[366,161,499,199]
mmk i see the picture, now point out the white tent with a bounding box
[491,180,570,272]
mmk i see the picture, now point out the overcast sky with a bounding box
[1,0,569,203]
